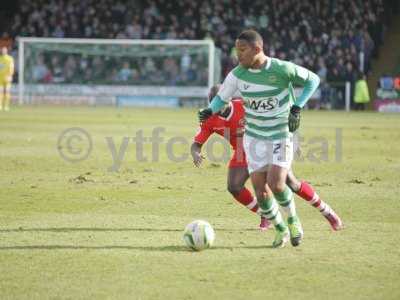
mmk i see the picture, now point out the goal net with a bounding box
[18,38,221,107]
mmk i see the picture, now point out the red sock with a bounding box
[233,188,259,213]
[297,181,330,213]
[296,181,316,202]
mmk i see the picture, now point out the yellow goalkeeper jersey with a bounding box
[0,54,14,81]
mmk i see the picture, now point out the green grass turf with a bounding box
[0,106,399,300]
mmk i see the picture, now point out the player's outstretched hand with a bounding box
[288,105,301,132]
[192,151,205,167]
[198,108,213,123]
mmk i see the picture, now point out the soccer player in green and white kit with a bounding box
[199,30,320,248]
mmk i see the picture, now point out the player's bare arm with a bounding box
[190,142,205,167]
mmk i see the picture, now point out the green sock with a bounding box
[274,185,297,219]
[259,195,287,232]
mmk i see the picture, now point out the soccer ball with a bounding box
[183,220,215,251]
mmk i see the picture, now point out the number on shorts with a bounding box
[273,143,281,154]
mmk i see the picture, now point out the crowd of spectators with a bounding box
[1,0,397,90]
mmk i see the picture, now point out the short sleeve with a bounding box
[217,71,239,102]
[194,122,213,145]
[285,62,312,86]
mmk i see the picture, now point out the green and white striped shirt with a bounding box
[217,57,316,140]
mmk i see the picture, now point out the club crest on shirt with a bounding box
[268,75,277,82]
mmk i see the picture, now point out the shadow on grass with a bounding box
[0,245,273,251]
[0,227,258,233]
[0,227,272,251]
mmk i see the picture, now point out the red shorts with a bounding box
[229,147,248,168]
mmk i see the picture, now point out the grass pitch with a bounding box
[0,106,399,300]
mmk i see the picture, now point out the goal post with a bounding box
[17,37,221,107]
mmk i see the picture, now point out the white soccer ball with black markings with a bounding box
[183,220,215,251]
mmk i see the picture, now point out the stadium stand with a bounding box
[0,0,399,108]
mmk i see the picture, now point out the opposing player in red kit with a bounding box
[191,85,343,231]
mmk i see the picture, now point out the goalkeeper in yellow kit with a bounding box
[0,46,14,111]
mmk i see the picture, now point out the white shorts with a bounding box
[243,134,294,173]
